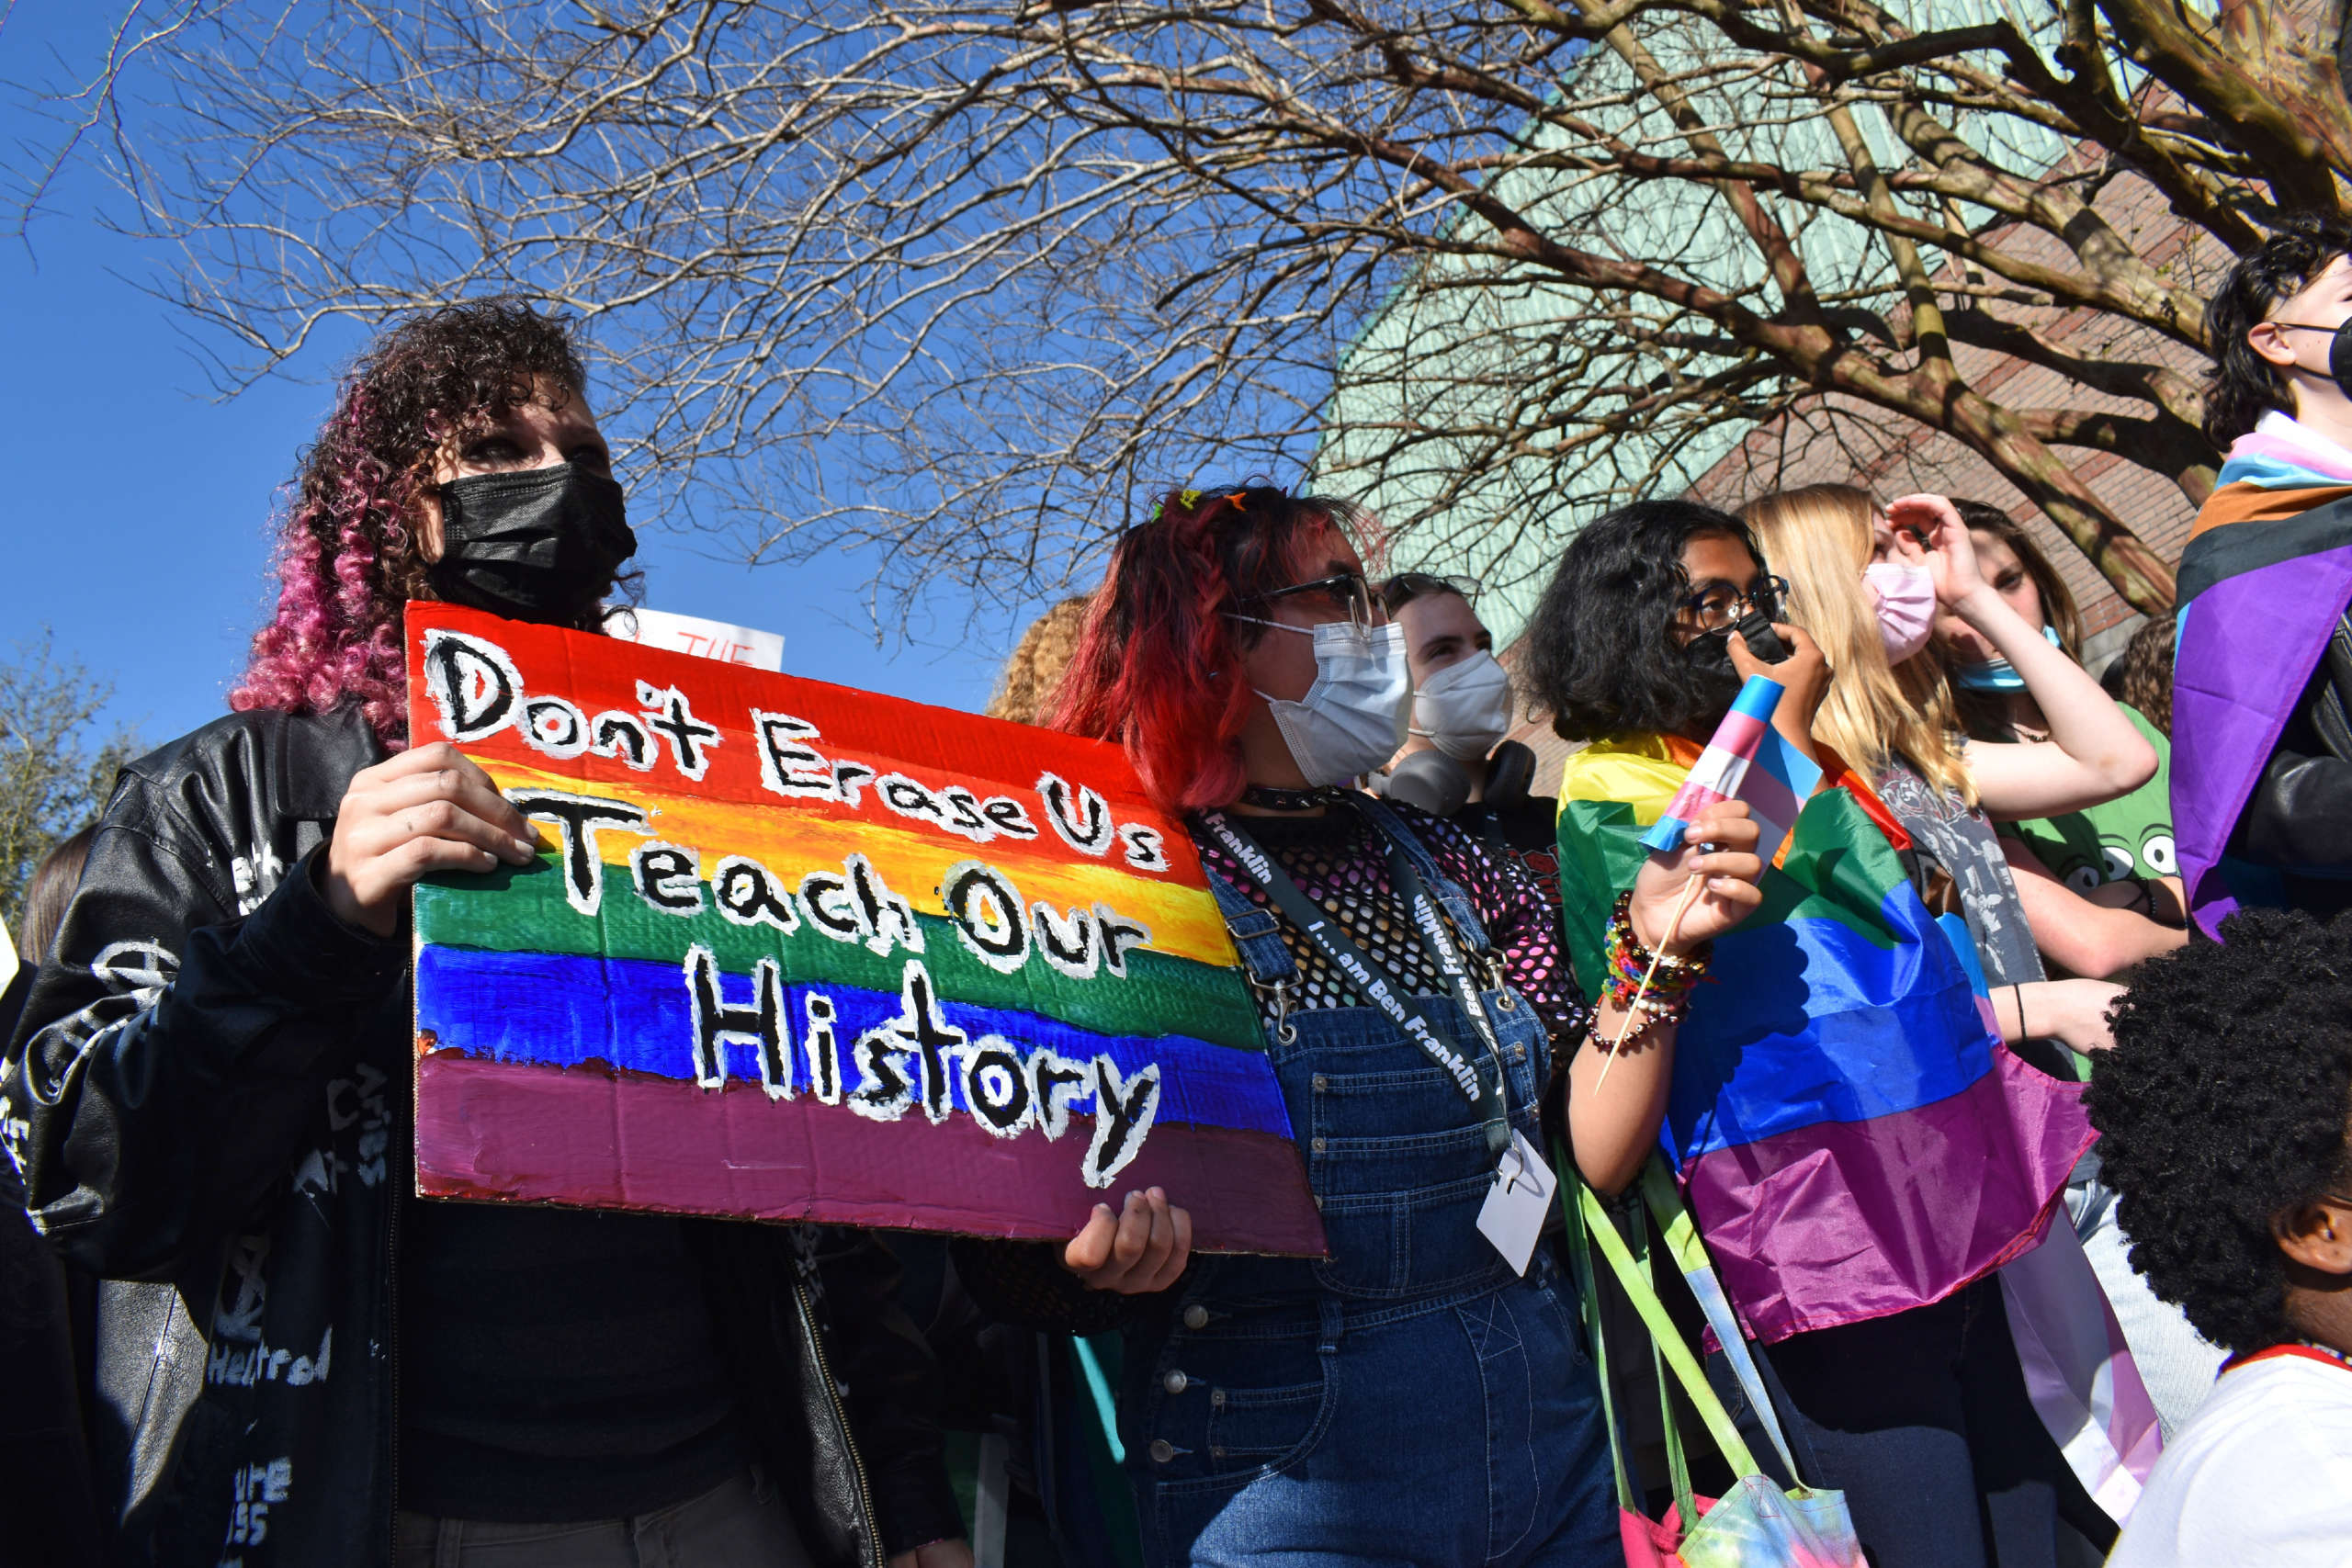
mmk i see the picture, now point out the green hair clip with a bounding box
[1148,488,1205,523]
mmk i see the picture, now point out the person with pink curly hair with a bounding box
[0,300,979,1568]
[230,296,630,747]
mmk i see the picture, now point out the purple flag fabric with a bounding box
[2173,423,2352,938]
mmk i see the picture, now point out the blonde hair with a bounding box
[986,594,1094,724]
[1739,484,1975,805]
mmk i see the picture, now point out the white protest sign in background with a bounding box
[608,606,786,671]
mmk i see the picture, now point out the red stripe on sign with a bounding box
[415,1051,1328,1258]
[405,604,1171,814]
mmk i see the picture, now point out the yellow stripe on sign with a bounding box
[480,758,1240,970]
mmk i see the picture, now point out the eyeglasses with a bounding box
[1378,572,1483,615]
[1239,570,1379,628]
[1681,576,1788,636]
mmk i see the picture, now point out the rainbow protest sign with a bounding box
[405,604,1322,1255]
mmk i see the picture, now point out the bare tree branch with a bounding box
[17,0,2335,622]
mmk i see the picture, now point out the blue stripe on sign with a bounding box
[1661,890,1997,1164]
[415,944,1294,1139]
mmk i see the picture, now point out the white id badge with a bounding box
[1476,1130,1558,1275]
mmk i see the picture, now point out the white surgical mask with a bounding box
[1229,616,1413,785]
[1862,560,1937,663]
[1409,650,1514,761]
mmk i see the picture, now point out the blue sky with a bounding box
[0,6,1048,755]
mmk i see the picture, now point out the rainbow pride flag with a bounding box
[403,604,1322,1255]
[1558,739,2090,1341]
[1640,675,1821,867]
[2174,412,2352,937]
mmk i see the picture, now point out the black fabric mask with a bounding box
[430,463,636,626]
[1681,626,1748,717]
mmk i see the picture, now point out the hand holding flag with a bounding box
[1597,676,1820,1088]
[1640,675,1822,867]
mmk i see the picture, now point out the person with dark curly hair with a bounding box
[1529,499,2112,1568]
[0,300,977,1568]
[2091,907,2352,1565]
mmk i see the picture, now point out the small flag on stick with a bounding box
[1639,674,1821,867]
[1598,675,1822,1089]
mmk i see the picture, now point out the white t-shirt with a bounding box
[2107,1348,2352,1567]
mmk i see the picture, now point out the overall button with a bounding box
[1311,1073,1329,1091]
[1148,1439,1176,1465]
[1310,1135,1327,1153]
[1164,1370,1190,1394]
[1182,1304,1211,1330]
[1508,1043,1526,1061]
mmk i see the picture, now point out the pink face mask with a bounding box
[1863,560,1937,662]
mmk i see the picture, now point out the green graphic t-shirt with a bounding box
[2006,706,2174,889]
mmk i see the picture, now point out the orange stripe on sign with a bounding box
[481,759,1239,970]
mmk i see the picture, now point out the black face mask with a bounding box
[429,463,637,626]
[2326,319,2352,391]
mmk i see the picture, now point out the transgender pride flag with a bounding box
[1639,675,1821,866]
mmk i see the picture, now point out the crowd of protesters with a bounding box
[3,215,2352,1568]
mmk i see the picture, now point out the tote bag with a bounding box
[1560,1150,1864,1568]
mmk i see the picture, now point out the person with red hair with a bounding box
[1020,484,1768,1565]
[0,300,973,1568]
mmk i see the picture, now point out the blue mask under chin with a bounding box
[1951,624,2063,692]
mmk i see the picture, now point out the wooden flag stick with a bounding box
[1594,870,1707,1091]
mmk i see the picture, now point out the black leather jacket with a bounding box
[2230,608,2352,919]
[0,705,960,1566]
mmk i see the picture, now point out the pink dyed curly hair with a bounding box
[231,299,592,745]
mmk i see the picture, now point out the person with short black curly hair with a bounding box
[2090,906,2352,1565]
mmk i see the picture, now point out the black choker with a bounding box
[1239,784,1344,812]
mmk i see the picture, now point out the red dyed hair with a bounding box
[231,299,594,745]
[1051,486,1371,813]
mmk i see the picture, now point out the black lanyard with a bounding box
[1203,803,1511,1163]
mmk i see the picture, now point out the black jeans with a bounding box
[1708,1280,2116,1568]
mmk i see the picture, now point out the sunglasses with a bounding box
[1238,570,1379,628]
[1378,572,1482,614]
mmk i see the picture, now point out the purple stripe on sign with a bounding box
[1678,1048,2091,1344]
[414,1051,1329,1257]
[2174,544,2352,936]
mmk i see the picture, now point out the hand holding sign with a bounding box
[404,604,1322,1257]
[1064,1185,1193,1293]
[323,742,543,936]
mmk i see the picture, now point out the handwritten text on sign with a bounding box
[406,604,1323,1254]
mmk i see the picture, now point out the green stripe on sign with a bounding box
[414,864,1267,1053]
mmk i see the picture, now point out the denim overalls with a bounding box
[1123,803,1617,1567]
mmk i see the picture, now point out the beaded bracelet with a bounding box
[1600,888,1711,1037]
